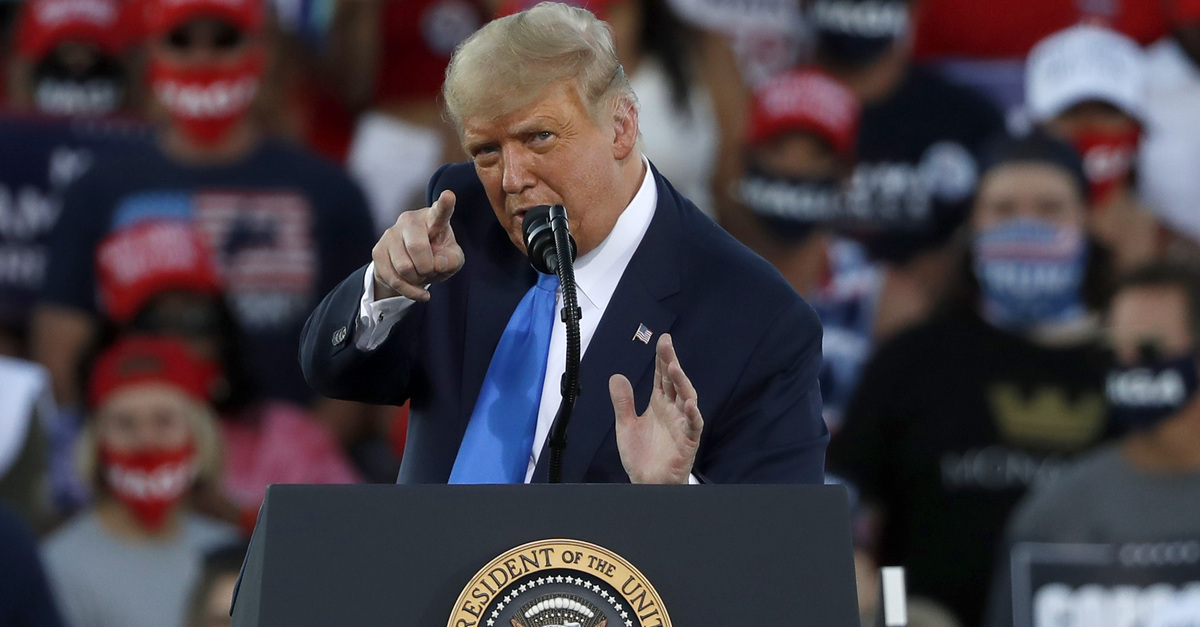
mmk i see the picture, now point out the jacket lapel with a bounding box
[532,167,684,482]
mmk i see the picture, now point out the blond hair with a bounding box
[442,1,636,130]
[78,398,224,497]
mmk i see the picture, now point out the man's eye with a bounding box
[472,145,499,163]
[534,131,553,142]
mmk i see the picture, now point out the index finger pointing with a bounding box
[427,190,456,232]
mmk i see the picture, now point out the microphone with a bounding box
[522,205,577,274]
[520,204,581,484]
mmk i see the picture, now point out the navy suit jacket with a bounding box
[299,162,828,484]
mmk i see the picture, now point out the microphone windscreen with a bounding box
[522,205,556,274]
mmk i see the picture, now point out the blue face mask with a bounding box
[1107,355,1200,432]
[972,219,1088,331]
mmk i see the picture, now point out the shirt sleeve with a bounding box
[354,261,419,351]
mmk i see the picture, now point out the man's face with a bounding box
[972,163,1086,233]
[97,384,195,453]
[150,17,255,68]
[1109,286,1194,365]
[1046,101,1140,138]
[461,80,633,256]
[750,131,842,180]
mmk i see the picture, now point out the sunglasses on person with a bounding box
[165,21,245,51]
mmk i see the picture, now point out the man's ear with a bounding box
[612,96,638,161]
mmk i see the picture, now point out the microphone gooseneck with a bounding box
[521,205,581,484]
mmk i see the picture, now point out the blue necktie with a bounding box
[449,273,559,483]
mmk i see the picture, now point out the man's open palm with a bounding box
[609,333,703,484]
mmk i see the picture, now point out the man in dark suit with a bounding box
[299,2,827,484]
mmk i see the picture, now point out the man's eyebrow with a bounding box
[511,116,558,135]
[461,136,491,153]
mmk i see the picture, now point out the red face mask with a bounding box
[100,443,197,531]
[146,52,265,146]
[1071,128,1141,206]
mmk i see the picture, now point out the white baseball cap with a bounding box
[1025,23,1146,124]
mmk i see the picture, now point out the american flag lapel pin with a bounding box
[633,323,653,344]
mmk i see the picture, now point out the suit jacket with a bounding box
[299,162,828,484]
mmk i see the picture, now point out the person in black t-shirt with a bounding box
[32,0,375,436]
[804,0,1006,340]
[828,133,1114,627]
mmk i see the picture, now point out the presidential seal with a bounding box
[448,539,672,627]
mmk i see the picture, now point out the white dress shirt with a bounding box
[354,157,679,483]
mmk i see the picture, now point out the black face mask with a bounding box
[811,0,910,68]
[32,54,126,116]
[1107,354,1200,433]
[738,163,843,244]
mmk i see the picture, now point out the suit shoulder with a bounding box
[427,162,484,200]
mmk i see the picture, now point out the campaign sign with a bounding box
[1012,541,1200,627]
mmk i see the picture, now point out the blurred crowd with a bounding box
[2,0,1200,625]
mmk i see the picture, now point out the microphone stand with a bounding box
[547,205,581,484]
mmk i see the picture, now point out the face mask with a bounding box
[1070,129,1140,206]
[738,164,843,243]
[146,52,264,145]
[973,219,1088,331]
[100,442,197,531]
[32,55,126,116]
[811,0,909,67]
[1107,355,1199,432]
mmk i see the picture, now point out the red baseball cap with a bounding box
[142,0,265,37]
[15,0,129,61]
[88,335,220,409]
[748,68,861,160]
[96,220,223,325]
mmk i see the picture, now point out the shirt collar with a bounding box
[571,156,657,312]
